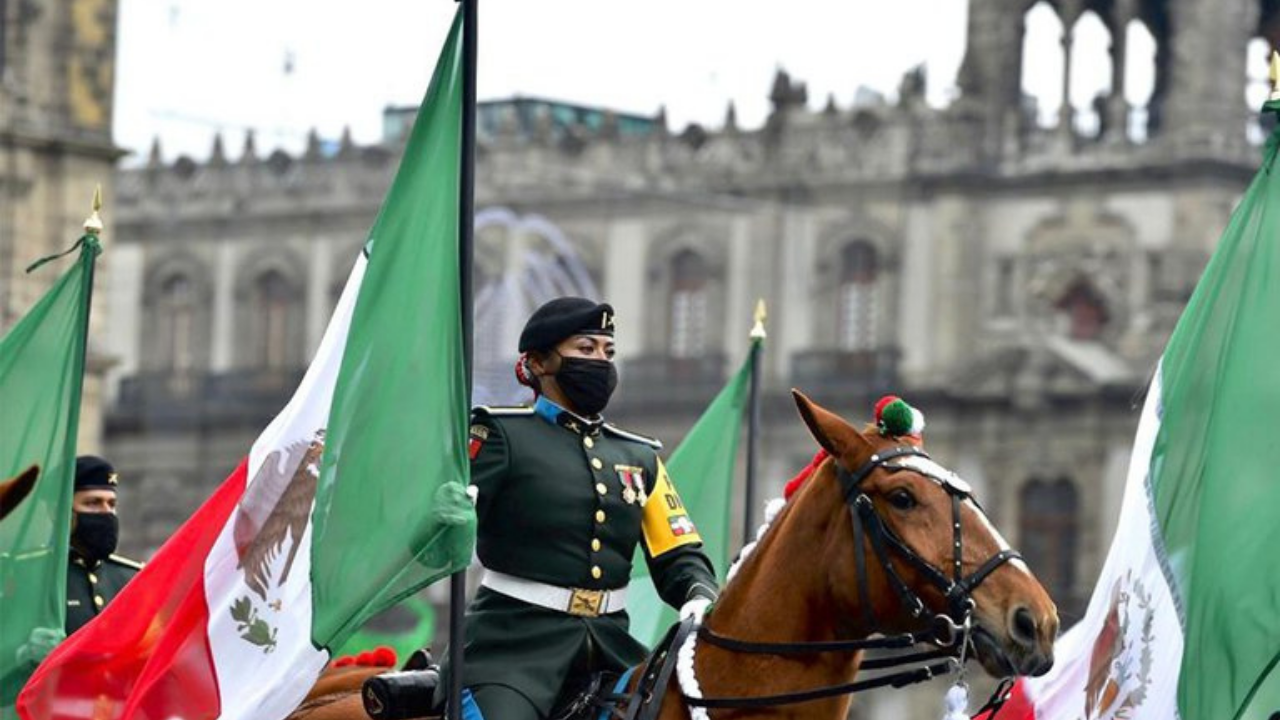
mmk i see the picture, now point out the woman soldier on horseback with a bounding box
[446,296,719,720]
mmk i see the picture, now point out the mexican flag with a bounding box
[18,10,475,720]
[628,338,759,646]
[0,237,97,717]
[992,101,1280,720]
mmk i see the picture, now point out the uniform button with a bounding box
[591,566,603,580]
[596,482,608,495]
[93,596,105,608]
[591,458,603,470]
[584,437,595,449]
[595,510,606,523]
[592,538,602,552]
[88,573,98,584]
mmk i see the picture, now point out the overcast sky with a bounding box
[114,0,974,163]
[117,1,1263,166]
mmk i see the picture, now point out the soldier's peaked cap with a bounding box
[518,297,616,352]
[74,455,118,492]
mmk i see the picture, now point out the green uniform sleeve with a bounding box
[640,455,719,608]
[469,416,509,524]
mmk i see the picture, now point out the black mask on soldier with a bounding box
[554,356,618,417]
[72,512,119,562]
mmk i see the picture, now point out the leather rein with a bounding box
[680,446,1023,712]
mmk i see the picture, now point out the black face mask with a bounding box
[554,356,618,417]
[72,512,119,562]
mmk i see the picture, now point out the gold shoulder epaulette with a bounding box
[602,423,663,449]
[108,553,144,571]
[472,405,534,418]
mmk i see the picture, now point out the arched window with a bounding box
[1021,2,1066,128]
[1069,11,1112,138]
[1125,20,1158,142]
[1055,279,1109,340]
[247,269,300,370]
[669,250,709,358]
[145,261,211,387]
[1020,478,1079,607]
[837,241,880,352]
[1246,37,1272,144]
[159,274,196,374]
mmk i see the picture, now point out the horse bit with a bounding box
[677,446,1023,716]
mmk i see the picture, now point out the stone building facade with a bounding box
[101,0,1271,714]
[1,0,121,451]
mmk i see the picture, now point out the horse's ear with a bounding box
[0,464,39,521]
[791,390,872,460]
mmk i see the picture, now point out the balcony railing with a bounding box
[789,348,900,400]
[610,353,727,414]
[108,368,307,433]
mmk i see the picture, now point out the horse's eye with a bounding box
[887,489,917,510]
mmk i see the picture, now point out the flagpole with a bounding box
[78,185,103,385]
[451,0,478,716]
[742,300,766,547]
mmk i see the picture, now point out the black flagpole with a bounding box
[742,300,765,548]
[451,0,477,717]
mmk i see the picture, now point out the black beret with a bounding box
[74,455,118,492]
[518,297,616,352]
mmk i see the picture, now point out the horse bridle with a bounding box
[838,445,1022,632]
[674,446,1024,715]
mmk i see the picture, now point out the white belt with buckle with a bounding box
[481,569,628,617]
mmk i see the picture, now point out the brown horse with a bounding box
[0,465,39,522]
[288,391,1057,720]
[647,391,1058,719]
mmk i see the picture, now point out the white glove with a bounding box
[466,484,479,506]
[679,597,713,625]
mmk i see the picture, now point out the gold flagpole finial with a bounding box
[749,299,767,340]
[83,184,104,236]
[1269,51,1280,102]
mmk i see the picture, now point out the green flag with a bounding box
[334,594,436,663]
[0,238,97,710]
[627,339,759,646]
[309,8,473,649]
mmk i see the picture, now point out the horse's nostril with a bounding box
[1010,606,1038,648]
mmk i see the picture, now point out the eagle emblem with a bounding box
[1081,570,1154,720]
[229,429,325,652]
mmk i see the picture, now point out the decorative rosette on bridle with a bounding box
[874,395,925,437]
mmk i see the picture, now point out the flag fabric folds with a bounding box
[18,10,473,720]
[627,338,758,646]
[0,239,97,716]
[995,100,1280,720]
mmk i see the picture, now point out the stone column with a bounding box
[1161,0,1257,152]
[1058,2,1085,143]
[1105,0,1136,143]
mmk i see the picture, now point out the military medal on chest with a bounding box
[614,465,646,505]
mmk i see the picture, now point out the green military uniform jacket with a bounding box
[455,397,718,715]
[66,551,141,635]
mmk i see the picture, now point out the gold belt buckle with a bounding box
[567,588,606,617]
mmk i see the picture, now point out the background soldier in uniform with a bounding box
[64,455,142,635]
[447,297,719,720]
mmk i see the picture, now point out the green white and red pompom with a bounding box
[874,395,925,437]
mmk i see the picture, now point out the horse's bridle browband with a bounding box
[838,446,1022,629]
[674,446,1023,714]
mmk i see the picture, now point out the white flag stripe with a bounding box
[1023,367,1184,720]
[205,257,368,720]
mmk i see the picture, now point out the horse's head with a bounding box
[0,465,39,523]
[792,391,1057,679]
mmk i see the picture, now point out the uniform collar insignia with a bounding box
[534,396,602,435]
